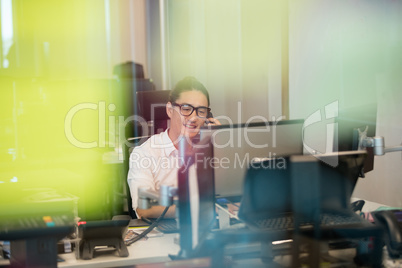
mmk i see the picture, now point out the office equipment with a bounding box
[128,219,150,228]
[199,119,304,198]
[237,151,383,266]
[0,187,76,267]
[77,220,129,260]
[351,199,366,213]
[372,209,402,258]
[205,111,214,124]
[50,198,390,267]
[174,135,217,259]
[57,233,180,267]
[0,215,75,240]
[291,153,383,267]
[137,184,177,211]
[125,228,163,243]
[334,103,377,174]
[239,151,367,233]
[131,135,216,254]
[78,221,129,259]
[362,136,402,156]
[141,218,179,233]
[125,206,171,247]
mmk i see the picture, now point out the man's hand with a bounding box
[227,203,240,215]
[205,117,221,126]
[136,205,176,219]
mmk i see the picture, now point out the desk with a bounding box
[58,234,179,268]
[1,199,399,267]
[214,198,394,267]
[351,197,388,213]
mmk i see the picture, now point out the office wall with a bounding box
[164,0,285,124]
[0,0,147,79]
[145,0,163,91]
[116,0,149,77]
[288,0,402,207]
[162,0,402,207]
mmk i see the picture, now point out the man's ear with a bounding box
[166,102,173,119]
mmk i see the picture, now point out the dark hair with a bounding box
[169,76,210,106]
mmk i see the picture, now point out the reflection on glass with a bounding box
[1,0,13,68]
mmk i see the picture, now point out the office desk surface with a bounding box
[351,197,387,212]
[59,233,180,268]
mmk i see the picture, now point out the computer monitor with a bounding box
[0,184,76,267]
[176,135,216,259]
[238,150,368,226]
[334,103,377,174]
[199,119,305,198]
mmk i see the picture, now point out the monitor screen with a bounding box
[199,119,304,198]
[334,103,377,174]
[177,135,216,258]
[238,150,367,222]
[309,151,367,211]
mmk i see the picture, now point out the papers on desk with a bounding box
[125,227,163,243]
[215,203,239,220]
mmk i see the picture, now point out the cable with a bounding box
[125,206,170,246]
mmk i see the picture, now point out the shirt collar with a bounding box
[162,129,177,156]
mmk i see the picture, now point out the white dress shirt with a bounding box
[127,129,179,214]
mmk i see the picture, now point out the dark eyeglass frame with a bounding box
[172,102,211,118]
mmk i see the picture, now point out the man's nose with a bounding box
[186,112,199,122]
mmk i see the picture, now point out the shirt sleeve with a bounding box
[127,144,156,213]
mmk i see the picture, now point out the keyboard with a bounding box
[0,215,75,240]
[156,219,179,233]
[254,213,366,231]
[142,218,179,233]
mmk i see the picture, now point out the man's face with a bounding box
[166,90,209,145]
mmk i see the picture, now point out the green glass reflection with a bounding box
[0,1,129,221]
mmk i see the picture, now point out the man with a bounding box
[127,77,220,218]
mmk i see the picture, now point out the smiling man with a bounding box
[127,76,220,219]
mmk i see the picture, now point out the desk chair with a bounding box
[113,61,155,92]
[122,90,171,219]
[122,136,150,219]
[135,90,171,136]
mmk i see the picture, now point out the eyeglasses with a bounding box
[172,103,211,118]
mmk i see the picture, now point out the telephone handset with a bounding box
[205,111,214,125]
[372,209,402,258]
